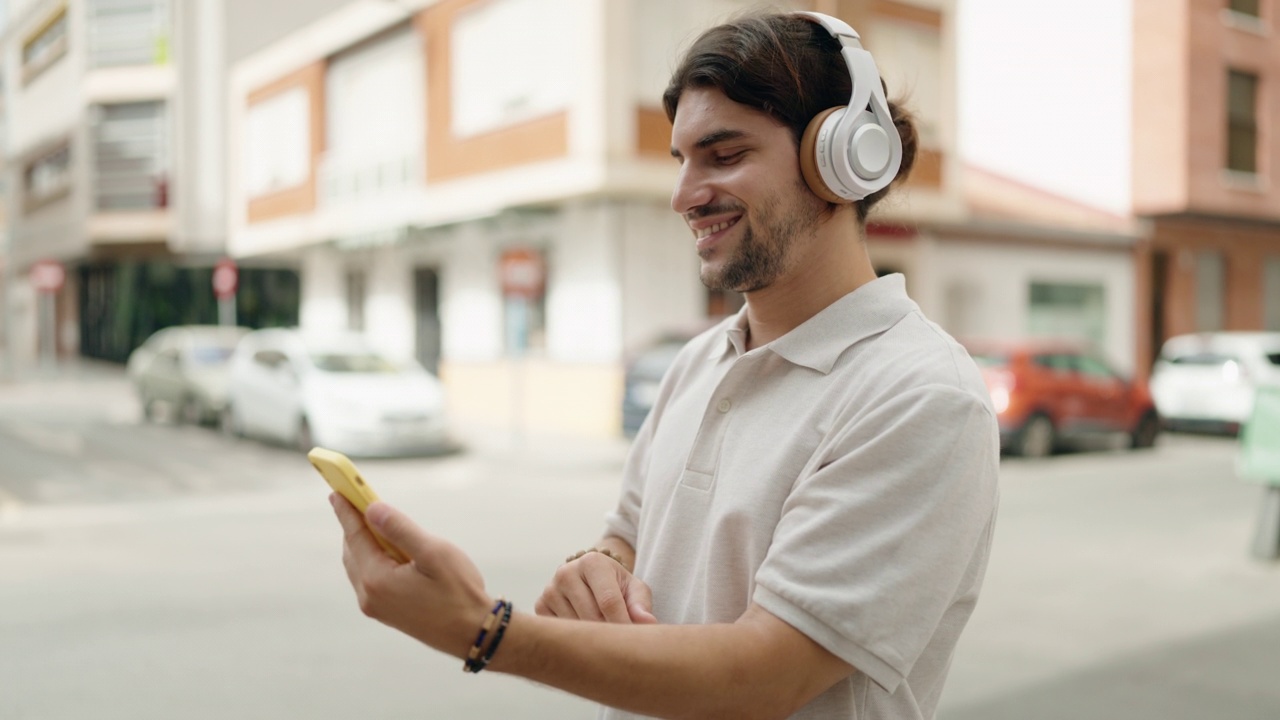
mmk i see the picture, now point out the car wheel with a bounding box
[296,417,314,454]
[1130,412,1160,449]
[1013,413,1055,459]
[140,393,158,423]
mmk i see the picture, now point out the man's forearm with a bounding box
[596,535,637,572]
[483,608,840,720]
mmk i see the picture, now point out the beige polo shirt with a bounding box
[602,274,1000,720]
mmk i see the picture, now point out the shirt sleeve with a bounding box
[752,384,999,693]
[602,414,652,548]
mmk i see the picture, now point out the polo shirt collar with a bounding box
[712,274,917,375]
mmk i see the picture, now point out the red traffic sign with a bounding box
[499,248,545,299]
[212,258,238,299]
[30,260,66,293]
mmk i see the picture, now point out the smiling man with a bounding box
[332,11,1000,720]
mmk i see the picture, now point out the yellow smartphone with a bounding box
[307,447,410,563]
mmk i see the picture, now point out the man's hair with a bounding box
[663,12,918,223]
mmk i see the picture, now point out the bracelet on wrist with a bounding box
[463,598,512,674]
[564,547,626,566]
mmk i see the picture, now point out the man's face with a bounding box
[669,87,825,293]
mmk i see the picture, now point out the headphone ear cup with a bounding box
[800,106,851,204]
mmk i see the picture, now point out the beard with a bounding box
[697,180,824,293]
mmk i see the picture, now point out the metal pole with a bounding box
[1251,485,1280,561]
[0,251,12,380]
[39,291,56,373]
[218,295,236,327]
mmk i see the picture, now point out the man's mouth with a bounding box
[694,216,741,239]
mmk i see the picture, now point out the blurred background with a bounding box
[1,0,1279,718]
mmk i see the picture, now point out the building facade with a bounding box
[1133,0,1280,372]
[0,0,300,371]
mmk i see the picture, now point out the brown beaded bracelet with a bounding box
[564,547,626,566]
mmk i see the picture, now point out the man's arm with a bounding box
[334,497,853,720]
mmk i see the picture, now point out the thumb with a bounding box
[365,502,425,560]
[625,580,658,624]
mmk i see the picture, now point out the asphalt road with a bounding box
[2,366,1278,719]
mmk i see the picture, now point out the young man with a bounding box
[331,11,999,719]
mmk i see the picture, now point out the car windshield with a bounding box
[1268,353,1280,366]
[188,346,236,365]
[1167,352,1237,366]
[310,352,400,374]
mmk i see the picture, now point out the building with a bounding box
[1133,0,1280,372]
[959,0,1280,380]
[0,0,300,371]
[226,0,972,440]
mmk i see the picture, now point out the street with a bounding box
[3,364,1279,720]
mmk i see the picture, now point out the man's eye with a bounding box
[715,151,745,165]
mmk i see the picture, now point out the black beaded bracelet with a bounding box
[464,599,512,674]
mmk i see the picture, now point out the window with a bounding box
[1027,282,1107,351]
[451,0,578,137]
[1196,252,1226,331]
[25,143,72,210]
[92,101,168,211]
[244,88,311,197]
[22,6,68,83]
[1227,70,1258,174]
[86,0,170,68]
[1228,0,1261,18]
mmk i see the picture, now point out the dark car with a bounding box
[622,334,694,437]
[963,339,1161,458]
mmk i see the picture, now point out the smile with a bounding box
[694,216,741,239]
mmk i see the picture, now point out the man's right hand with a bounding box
[534,551,657,624]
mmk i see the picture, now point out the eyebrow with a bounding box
[669,129,749,159]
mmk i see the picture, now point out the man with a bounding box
[331,10,999,719]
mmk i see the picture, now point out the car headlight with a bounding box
[990,386,1011,414]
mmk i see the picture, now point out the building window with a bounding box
[1264,257,1280,331]
[346,270,367,332]
[1027,282,1107,351]
[1227,70,1258,174]
[245,87,311,198]
[86,0,170,68]
[1196,252,1226,331]
[22,6,69,84]
[92,101,168,211]
[451,0,577,137]
[24,143,72,211]
[499,248,547,356]
[1228,0,1261,18]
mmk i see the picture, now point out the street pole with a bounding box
[1,240,12,380]
[38,291,55,373]
[218,295,236,327]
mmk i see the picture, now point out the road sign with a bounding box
[29,260,65,294]
[499,248,544,299]
[213,258,238,299]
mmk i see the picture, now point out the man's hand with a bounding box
[331,493,492,657]
[534,550,657,624]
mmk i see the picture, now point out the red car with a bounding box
[962,340,1161,458]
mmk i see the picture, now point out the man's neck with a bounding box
[741,221,878,350]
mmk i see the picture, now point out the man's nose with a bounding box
[671,164,714,215]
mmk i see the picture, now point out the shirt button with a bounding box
[717,399,732,413]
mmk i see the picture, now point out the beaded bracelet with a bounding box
[564,547,626,566]
[464,599,512,674]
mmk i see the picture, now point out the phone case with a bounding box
[308,447,409,563]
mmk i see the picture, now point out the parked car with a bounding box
[962,339,1160,458]
[1150,332,1280,434]
[127,325,250,425]
[622,334,692,437]
[223,328,451,457]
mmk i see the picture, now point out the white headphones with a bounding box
[796,12,902,203]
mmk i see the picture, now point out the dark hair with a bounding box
[662,12,918,223]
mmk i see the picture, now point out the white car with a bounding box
[127,325,249,425]
[223,328,451,456]
[1150,332,1280,432]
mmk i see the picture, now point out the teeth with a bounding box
[695,218,738,239]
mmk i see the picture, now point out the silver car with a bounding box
[127,325,250,425]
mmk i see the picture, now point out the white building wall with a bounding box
[929,239,1137,373]
[299,246,345,332]
[546,201,623,363]
[620,199,704,355]
[365,245,415,361]
[7,1,83,156]
[441,223,504,362]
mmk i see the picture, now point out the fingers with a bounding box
[581,559,631,624]
[535,554,634,623]
[625,578,658,624]
[331,493,383,558]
